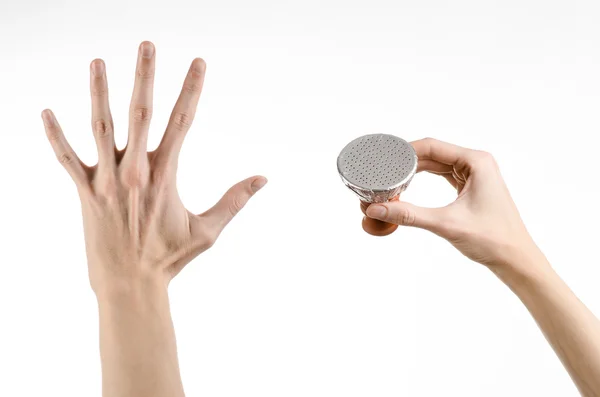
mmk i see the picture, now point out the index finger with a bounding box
[410,137,468,165]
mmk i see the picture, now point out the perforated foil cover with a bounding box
[337,134,418,203]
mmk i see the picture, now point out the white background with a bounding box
[1,0,599,396]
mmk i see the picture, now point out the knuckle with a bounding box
[472,150,496,165]
[94,119,112,138]
[418,137,438,151]
[58,151,76,165]
[95,175,118,196]
[477,150,493,160]
[182,82,201,94]
[102,181,118,196]
[394,208,416,226]
[90,87,108,97]
[132,106,152,123]
[171,112,192,130]
[124,174,142,189]
[229,196,246,216]
[419,137,439,148]
[121,167,145,189]
[136,67,155,80]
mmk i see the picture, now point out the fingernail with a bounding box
[140,42,154,59]
[91,60,105,76]
[367,205,387,219]
[251,177,268,193]
[41,110,54,126]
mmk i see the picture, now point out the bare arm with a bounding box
[500,252,600,397]
[98,279,183,397]
[41,41,267,397]
[366,138,600,396]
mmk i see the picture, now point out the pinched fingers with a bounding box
[411,138,503,190]
[417,158,453,174]
[42,109,89,188]
[411,138,470,166]
[411,137,496,172]
[366,200,448,235]
[417,159,459,189]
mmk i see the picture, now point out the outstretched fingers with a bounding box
[127,41,156,154]
[41,110,89,188]
[156,58,206,167]
[90,59,115,167]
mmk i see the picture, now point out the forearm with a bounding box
[497,250,600,397]
[96,276,184,397]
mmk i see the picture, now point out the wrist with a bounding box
[93,270,168,305]
[489,244,556,295]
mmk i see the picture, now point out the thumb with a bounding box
[366,201,444,233]
[199,175,268,233]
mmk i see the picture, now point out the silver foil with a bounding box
[337,134,418,203]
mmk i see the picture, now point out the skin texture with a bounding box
[366,138,600,397]
[42,41,267,397]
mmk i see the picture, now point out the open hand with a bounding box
[42,41,267,295]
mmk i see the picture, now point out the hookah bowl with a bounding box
[337,134,418,236]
